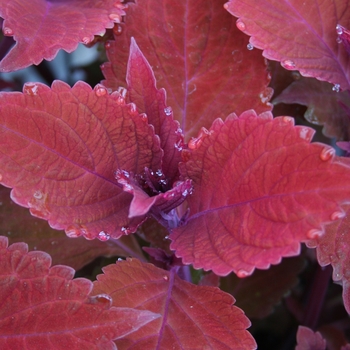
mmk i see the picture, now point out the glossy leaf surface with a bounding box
[0,81,163,239]
[102,0,272,140]
[0,0,126,72]
[225,0,350,90]
[0,236,159,349]
[171,110,350,276]
[93,258,257,349]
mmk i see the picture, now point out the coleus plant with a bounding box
[1,0,350,349]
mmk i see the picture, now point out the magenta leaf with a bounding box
[170,110,350,276]
[102,0,272,140]
[0,236,159,349]
[225,0,350,90]
[93,258,257,349]
[0,81,163,240]
[295,326,326,350]
[274,77,350,140]
[0,0,126,72]
[126,38,184,183]
[0,185,144,270]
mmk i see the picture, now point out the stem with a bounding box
[109,237,147,262]
[302,264,332,329]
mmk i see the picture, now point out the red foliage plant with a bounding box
[1,0,350,349]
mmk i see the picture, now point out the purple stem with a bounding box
[302,264,332,330]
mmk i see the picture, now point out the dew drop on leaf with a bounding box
[336,24,343,35]
[336,37,342,44]
[121,226,131,235]
[109,13,121,23]
[231,50,243,63]
[319,147,335,161]
[164,106,172,116]
[163,275,169,281]
[332,84,340,92]
[113,24,123,36]
[128,103,137,114]
[281,116,294,124]
[297,126,313,141]
[89,294,113,309]
[246,43,254,50]
[3,27,13,36]
[330,211,345,221]
[236,20,246,31]
[237,269,251,278]
[98,231,110,241]
[307,229,324,239]
[33,190,43,200]
[281,59,296,70]
[105,42,111,50]
[23,83,39,96]
[94,84,108,97]
[65,225,83,238]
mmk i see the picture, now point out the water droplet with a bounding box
[188,83,197,95]
[82,37,92,45]
[105,42,111,49]
[331,211,345,221]
[118,87,127,98]
[282,116,294,124]
[33,246,37,250]
[98,231,110,241]
[33,190,43,200]
[231,50,243,63]
[320,147,335,161]
[65,225,83,238]
[174,140,183,151]
[188,128,210,150]
[3,27,13,36]
[237,269,251,278]
[281,59,296,70]
[297,126,313,141]
[163,275,169,281]
[89,294,113,308]
[336,24,343,35]
[121,226,131,235]
[94,84,107,97]
[236,20,246,31]
[164,107,172,116]
[246,43,254,50]
[190,305,194,309]
[307,229,324,239]
[23,83,39,96]
[164,235,170,240]
[332,84,340,92]
[51,241,57,245]
[336,37,342,44]
[128,103,137,114]
[117,258,123,261]
[113,24,123,36]
[109,13,121,23]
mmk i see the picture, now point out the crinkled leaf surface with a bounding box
[93,258,257,349]
[126,38,184,182]
[221,256,305,318]
[0,236,159,350]
[0,81,163,240]
[0,0,126,72]
[102,0,272,140]
[225,0,350,90]
[307,201,350,313]
[0,185,144,270]
[274,77,350,140]
[295,326,326,350]
[171,110,350,276]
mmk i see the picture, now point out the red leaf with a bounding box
[126,38,184,183]
[0,81,163,239]
[274,77,350,140]
[225,0,350,90]
[170,110,350,276]
[93,258,257,349]
[0,236,159,349]
[306,201,350,313]
[0,0,126,72]
[295,326,326,350]
[102,0,272,140]
[0,185,145,270]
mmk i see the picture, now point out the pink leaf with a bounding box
[170,110,350,276]
[0,185,145,270]
[225,0,350,90]
[295,326,326,350]
[102,0,272,140]
[93,258,257,349]
[0,236,159,349]
[126,38,184,183]
[0,0,126,72]
[274,77,350,140]
[0,81,163,240]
